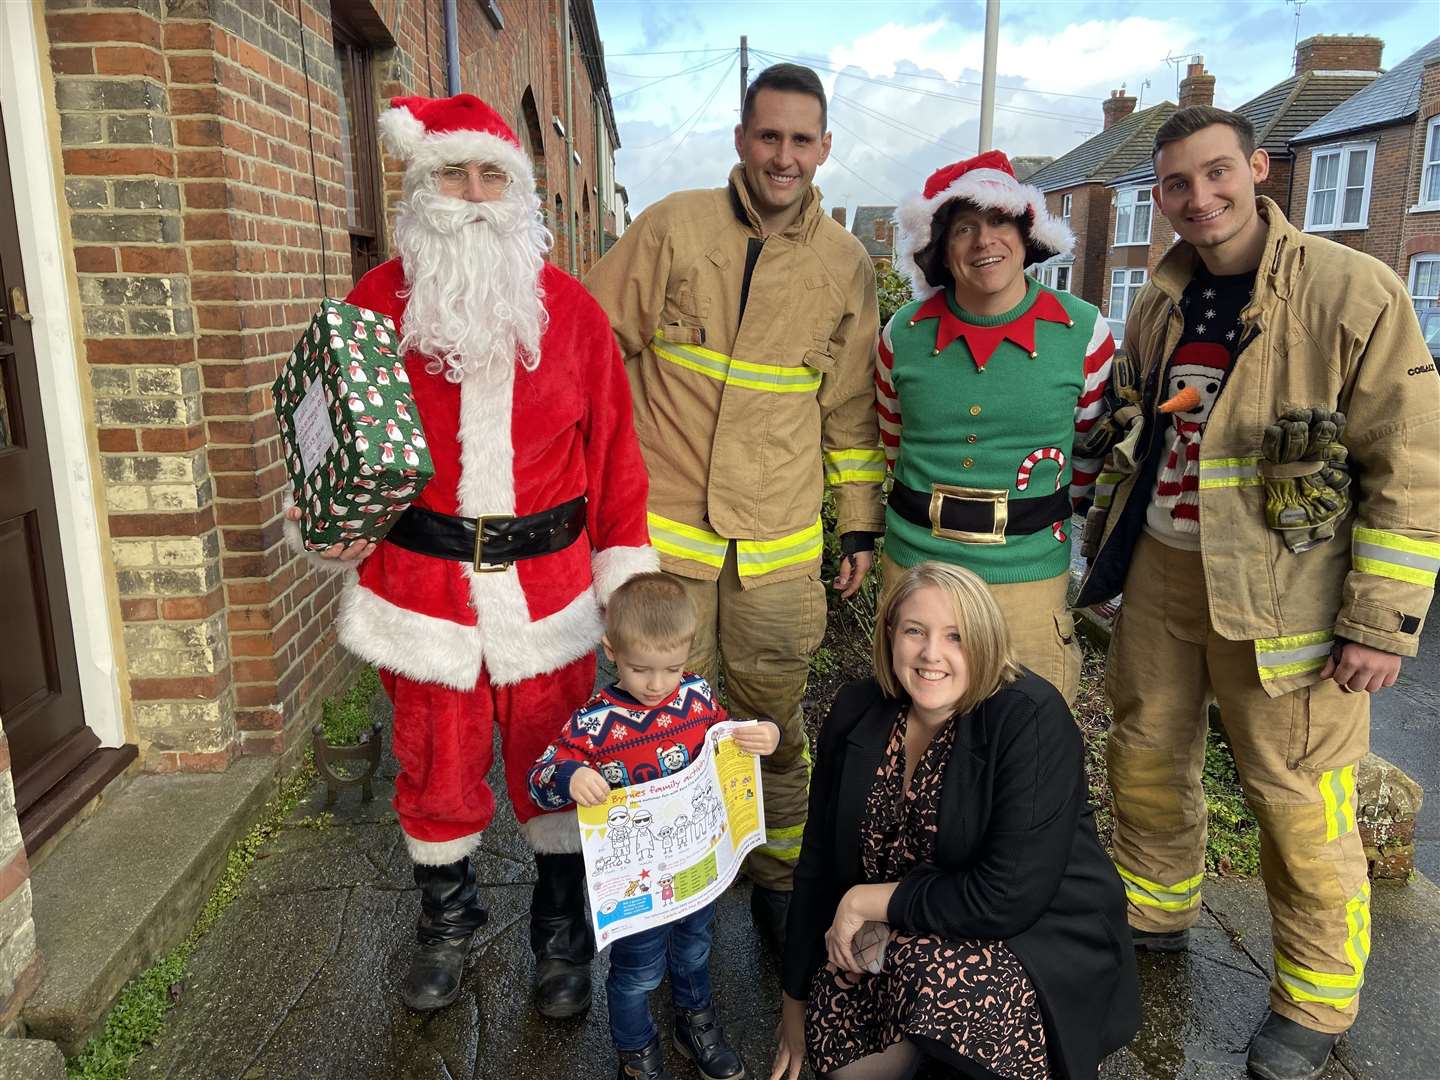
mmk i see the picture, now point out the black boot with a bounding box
[1246,1010,1340,1080]
[616,1037,675,1080]
[402,858,487,1011]
[1132,927,1190,953]
[531,852,595,1018]
[749,883,790,948]
[673,1005,746,1080]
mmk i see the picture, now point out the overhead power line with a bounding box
[751,45,1106,102]
[822,152,900,202]
[610,51,736,103]
[632,55,739,189]
[825,113,928,182]
[831,91,973,158]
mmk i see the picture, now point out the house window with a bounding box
[333,19,386,283]
[1054,264,1071,292]
[1305,143,1374,231]
[1421,116,1440,209]
[1061,193,1072,220]
[1113,187,1152,246]
[1109,268,1147,320]
[1410,254,1440,305]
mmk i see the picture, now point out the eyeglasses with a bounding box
[434,163,511,194]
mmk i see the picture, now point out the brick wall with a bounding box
[1400,58,1440,288]
[1291,122,1415,277]
[1043,183,1112,308]
[39,0,618,771]
[0,728,40,1033]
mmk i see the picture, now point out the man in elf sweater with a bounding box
[879,150,1115,704]
[1078,106,1438,1080]
[287,95,656,1017]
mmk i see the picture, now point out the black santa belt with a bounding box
[888,480,1070,545]
[386,497,587,571]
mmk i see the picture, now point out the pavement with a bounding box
[123,689,1440,1080]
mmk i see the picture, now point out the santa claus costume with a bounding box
[304,94,656,1015]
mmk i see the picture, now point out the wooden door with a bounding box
[0,110,124,850]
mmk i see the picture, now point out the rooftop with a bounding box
[1026,102,1176,193]
[1291,35,1440,145]
[850,205,897,258]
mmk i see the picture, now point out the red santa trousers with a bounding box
[380,653,595,864]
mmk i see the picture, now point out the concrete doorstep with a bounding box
[20,756,278,1055]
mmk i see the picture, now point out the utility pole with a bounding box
[977,0,999,152]
[740,35,748,113]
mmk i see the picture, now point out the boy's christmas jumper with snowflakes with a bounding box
[1145,265,1254,548]
[528,674,728,809]
[876,276,1114,583]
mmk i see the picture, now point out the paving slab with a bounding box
[24,756,277,1054]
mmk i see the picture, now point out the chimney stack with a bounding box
[1179,58,1216,109]
[1295,35,1384,75]
[1103,88,1137,130]
[831,206,847,229]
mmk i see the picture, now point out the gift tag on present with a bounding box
[273,299,435,549]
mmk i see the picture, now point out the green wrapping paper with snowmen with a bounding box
[273,299,434,549]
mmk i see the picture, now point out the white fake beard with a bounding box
[394,185,552,383]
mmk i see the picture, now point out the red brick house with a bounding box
[1103,40,1382,322]
[1026,91,1176,309]
[0,0,619,1033]
[1290,35,1440,303]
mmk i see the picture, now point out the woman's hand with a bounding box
[824,883,898,974]
[285,505,375,562]
[731,720,781,756]
[568,766,611,807]
[769,993,807,1080]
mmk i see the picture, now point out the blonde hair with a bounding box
[605,573,697,654]
[873,561,1022,716]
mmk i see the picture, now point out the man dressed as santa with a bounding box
[289,94,656,1015]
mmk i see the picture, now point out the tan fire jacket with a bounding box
[584,166,885,587]
[1078,198,1440,696]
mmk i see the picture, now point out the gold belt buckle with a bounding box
[473,514,515,572]
[928,483,1009,545]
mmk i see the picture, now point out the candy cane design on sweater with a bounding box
[1016,447,1068,541]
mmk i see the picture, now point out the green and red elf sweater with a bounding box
[876,277,1114,583]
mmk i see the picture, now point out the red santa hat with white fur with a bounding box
[378,93,535,196]
[893,149,1074,299]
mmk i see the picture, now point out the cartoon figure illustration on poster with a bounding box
[576,721,767,946]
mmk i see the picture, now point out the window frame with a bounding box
[1112,186,1152,247]
[1409,253,1440,305]
[1061,193,1072,220]
[332,18,387,284]
[1108,267,1147,321]
[1418,116,1440,211]
[1304,141,1376,232]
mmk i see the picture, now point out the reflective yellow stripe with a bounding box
[824,448,886,485]
[1319,765,1356,842]
[1255,630,1333,682]
[1352,527,1440,587]
[1274,882,1369,1010]
[1197,455,1262,489]
[1095,470,1123,510]
[736,518,823,577]
[647,512,728,569]
[756,823,806,863]
[1115,864,1203,912]
[652,331,822,394]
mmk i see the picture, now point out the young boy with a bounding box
[527,573,779,1080]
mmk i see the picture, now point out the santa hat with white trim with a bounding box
[378,93,535,197]
[893,149,1074,298]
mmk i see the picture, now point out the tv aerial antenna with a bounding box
[1162,51,1200,99]
[1286,0,1310,72]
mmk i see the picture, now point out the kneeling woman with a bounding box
[771,563,1138,1080]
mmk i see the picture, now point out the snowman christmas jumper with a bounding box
[526,674,727,810]
[1144,265,1254,550]
[338,259,657,863]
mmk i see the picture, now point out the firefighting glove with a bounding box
[1074,355,1145,472]
[1259,407,1351,554]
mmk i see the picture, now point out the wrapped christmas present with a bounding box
[273,299,434,549]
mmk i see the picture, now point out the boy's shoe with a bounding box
[1131,927,1190,953]
[673,1005,746,1080]
[1246,1010,1340,1080]
[617,1037,675,1080]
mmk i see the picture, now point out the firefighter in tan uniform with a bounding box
[1078,106,1439,1080]
[586,64,885,942]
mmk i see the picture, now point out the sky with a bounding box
[593,0,1437,220]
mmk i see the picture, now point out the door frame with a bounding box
[0,3,125,748]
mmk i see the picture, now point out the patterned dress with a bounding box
[805,709,1052,1080]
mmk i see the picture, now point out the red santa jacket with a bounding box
[335,259,656,688]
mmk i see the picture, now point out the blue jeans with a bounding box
[606,902,716,1051]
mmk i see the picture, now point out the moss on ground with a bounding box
[65,666,382,1080]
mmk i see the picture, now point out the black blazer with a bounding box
[782,674,1140,1080]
